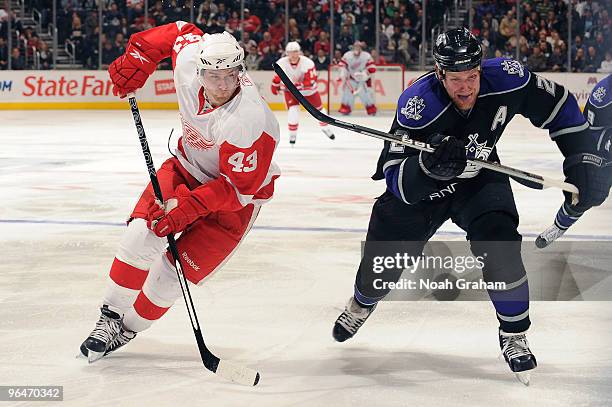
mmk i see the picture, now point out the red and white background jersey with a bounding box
[273,55,319,96]
[143,21,281,212]
[339,50,376,78]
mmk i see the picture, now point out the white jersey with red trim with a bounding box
[137,21,281,212]
[339,50,376,78]
[273,55,318,96]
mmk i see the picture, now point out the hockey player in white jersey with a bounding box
[79,22,281,362]
[271,41,335,145]
[337,41,377,116]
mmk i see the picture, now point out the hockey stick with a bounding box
[127,94,260,386]
[273,63,579,194]
[535,203,583,248]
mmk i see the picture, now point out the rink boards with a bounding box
[0,69,606,111]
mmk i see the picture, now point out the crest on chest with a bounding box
[181,116,216,151]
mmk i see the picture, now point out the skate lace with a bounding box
[106,329,135,353]
[90,314,121,344]
[501,333,531,359]
[337,307,370,334]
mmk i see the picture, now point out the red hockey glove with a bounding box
[109,39,162,98]
[147,184,209,237]
[270,83,280,95]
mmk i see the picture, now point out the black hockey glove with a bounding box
[563,153,611,213]
[419,133,467,181]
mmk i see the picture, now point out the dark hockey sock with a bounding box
[488,280,531,333]
[353,285,380,308]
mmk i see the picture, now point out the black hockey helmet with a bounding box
[433,28,482,78]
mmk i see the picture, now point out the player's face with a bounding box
[287,50,300,64]
[442,68,480,111]
[201,67,240,106]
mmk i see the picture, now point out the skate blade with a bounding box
[515,371,531,386]
[87,350,106,364]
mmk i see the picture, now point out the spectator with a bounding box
[104,3,123,39]
[150,1,168,26]
[370,49,386,65]
[332,49,343,65]
[206,16,225,34]
[0,37,7,69]
[572,34,587,59]
[196,0,216,27]
[314,48,330,71]
[501,41,515,59]
[336,24,354,54]
[584,46,601,72]
[101,40,119,68]
[259,43,280,70]
[11,47,25,70]
[38,40,52,69]
[244,45,262,71]
[213,2,229,22]
[226,11,240,34]
[238,31,257,52]
[499,9,518,44]
[242,8,262,38]
[598,51,612,73]
[518,44,530,65]
[268,16,285,46]
[527,46,547,71]
[314,31,331,55]
[536,0,555,21]
[258,31,275,56]
[572,47,586,72]
[547,45,566,71]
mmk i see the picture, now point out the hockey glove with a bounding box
[562,153,611,213]
[109,38,163,98]
[147,184,209,237]
[419,133,467,181]
[270,83,280,95]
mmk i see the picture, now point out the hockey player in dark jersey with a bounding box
[538,74,612,244]
[332,28,610,384]
[584,74,611,160]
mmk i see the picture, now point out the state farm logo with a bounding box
[181,116,215,150]
[154,79,175,95]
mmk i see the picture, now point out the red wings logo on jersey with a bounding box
[181,117,215,150]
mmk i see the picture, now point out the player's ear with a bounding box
[434,65,443,81]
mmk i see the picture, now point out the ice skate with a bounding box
[289,133,297,146]
[80,305,135,363]
[499,329,537,386]
[333,297,377,342]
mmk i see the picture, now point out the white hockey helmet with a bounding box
[285,41,301,53]
[196,32,244,72]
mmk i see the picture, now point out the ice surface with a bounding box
[0,109,610,406]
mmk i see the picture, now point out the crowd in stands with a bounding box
[469,0,611,72]
[0,0,610,73]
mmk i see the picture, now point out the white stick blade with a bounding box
[215,360,260,386]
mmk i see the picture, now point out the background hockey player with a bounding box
[79,22,281,362]
[332,28,610,384]
[271,41,335,145]
[337,41,377,116]
[584,74,611,162]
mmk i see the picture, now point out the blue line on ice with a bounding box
[1,218,611,240]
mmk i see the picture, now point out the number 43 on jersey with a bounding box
[228,151,258,172]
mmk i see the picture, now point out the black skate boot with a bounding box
[80,305,135,363]
[499,329,537,385]
[333,297,377,342]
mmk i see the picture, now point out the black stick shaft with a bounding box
[127,95,219,372]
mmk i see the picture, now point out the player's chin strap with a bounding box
[125,92,260,386]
